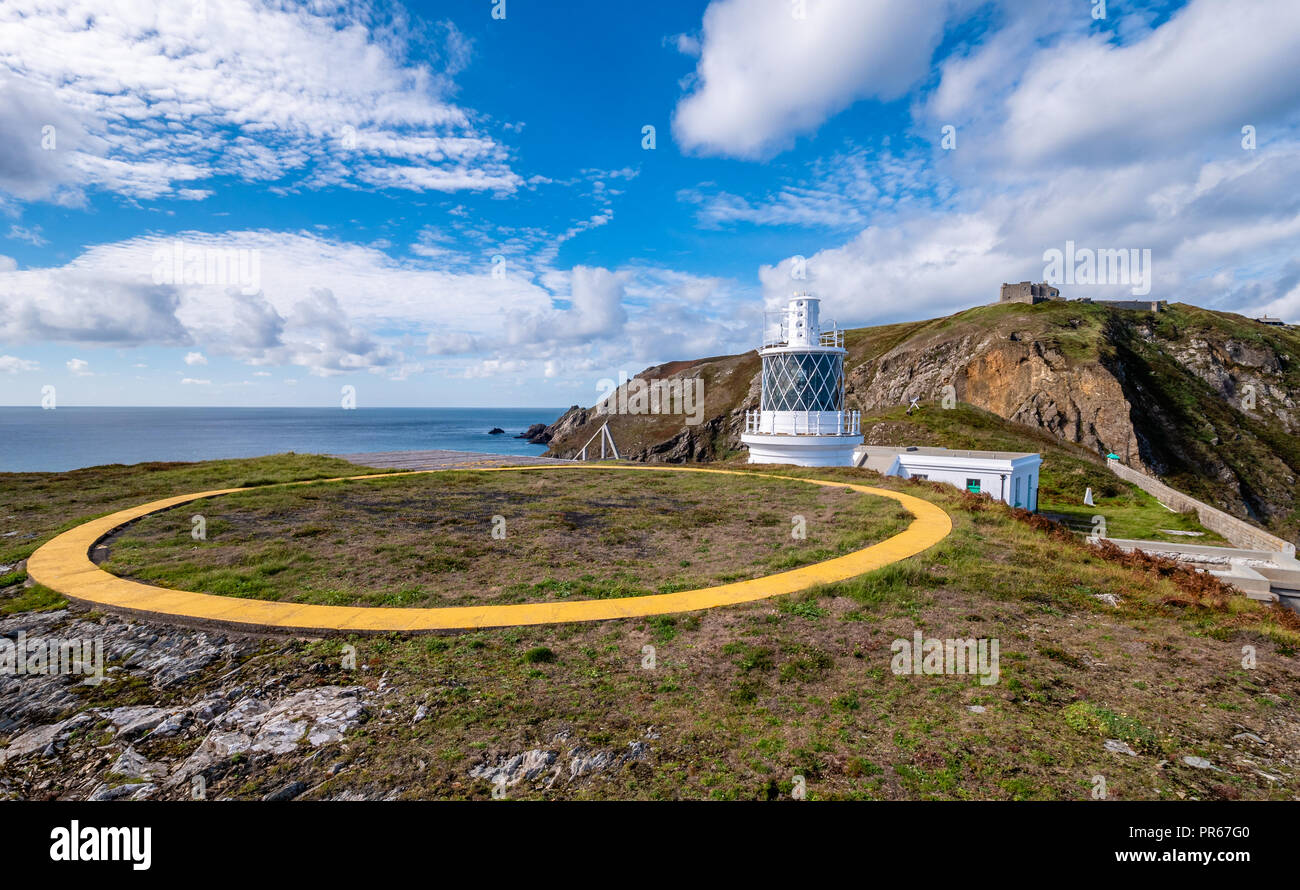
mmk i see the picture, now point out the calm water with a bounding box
[0,407,567,472]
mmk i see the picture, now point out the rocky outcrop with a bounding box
[0,607,370,800]
[0,600,656,801]
[516,423,550,443]
[1161,333,1297,434]
[165,685,367,789]
[468,728,651,792]
[849,331,1145,465]
[535,406,594,449]
[623,411,739,463]
[1101,312,1300,533]
[545,355,761,462]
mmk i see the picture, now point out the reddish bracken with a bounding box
[1007,506,1300,628]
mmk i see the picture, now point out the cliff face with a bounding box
[543,302,1300,538]
[848,324,1142,465]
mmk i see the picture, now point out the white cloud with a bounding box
[749,0,1300,324]
[0,0,521,203]
[0,354,38,373]
[66,358,91,376]
[671,33,701,57]
[673,0,960,158]
[762,143,1300,324]
[184,351,207,366]
[6,225,48,246]
[464,358,528,379]
[995,0,1300,169]
[0,270,190,346]
[0,230,540,374]
[0,230,751,382]
[917,0,1300,174]
[180,377,211,385]
[679,146,935,229]
[503,266,629,348]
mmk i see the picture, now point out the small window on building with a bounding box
[913,473,928,480]
[965,478,981,494]
[1014,477,1022,507]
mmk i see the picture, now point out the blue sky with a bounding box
[1,0,1298,406]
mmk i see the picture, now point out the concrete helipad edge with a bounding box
[26,464,953,634]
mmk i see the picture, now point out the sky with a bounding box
[1,0,1298,407]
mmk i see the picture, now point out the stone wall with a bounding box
[1082,299,1168,312]
[1107,459,1296,555]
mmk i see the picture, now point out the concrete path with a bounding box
[332,449,570,470]
[26,465,953,635]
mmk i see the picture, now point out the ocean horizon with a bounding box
[0,406,569,473]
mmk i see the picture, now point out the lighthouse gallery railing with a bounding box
[744,410,860,436]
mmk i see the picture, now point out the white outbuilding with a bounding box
[854,445,1042,511]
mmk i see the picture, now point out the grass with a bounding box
[0,582,66,616]
[3,456,1298,801]
[98,468,905,608]
[901,300,1111,363]
[1061,701,1164,754]
[0,452,392,567]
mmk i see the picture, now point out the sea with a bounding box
[0,407,568,473]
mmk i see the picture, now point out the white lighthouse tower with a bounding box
[741,294,862,466]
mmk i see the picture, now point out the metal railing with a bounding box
[761,311,843,350]
[744,410,860,436]
[574,422,620,460]
[819,327,844,348]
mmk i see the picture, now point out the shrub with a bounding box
[523,646,555,664]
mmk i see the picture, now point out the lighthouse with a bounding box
[741,294,862,466]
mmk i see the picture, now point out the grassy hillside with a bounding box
[1105,307,1300,536]
[2,455,1297,800]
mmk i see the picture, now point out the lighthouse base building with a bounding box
[740,295,862,468]
[741,428,865,467]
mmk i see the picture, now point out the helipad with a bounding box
[26,464,952,634]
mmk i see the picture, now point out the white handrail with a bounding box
[743,410,860,436]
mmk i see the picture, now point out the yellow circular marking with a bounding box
[26,465,951,634]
